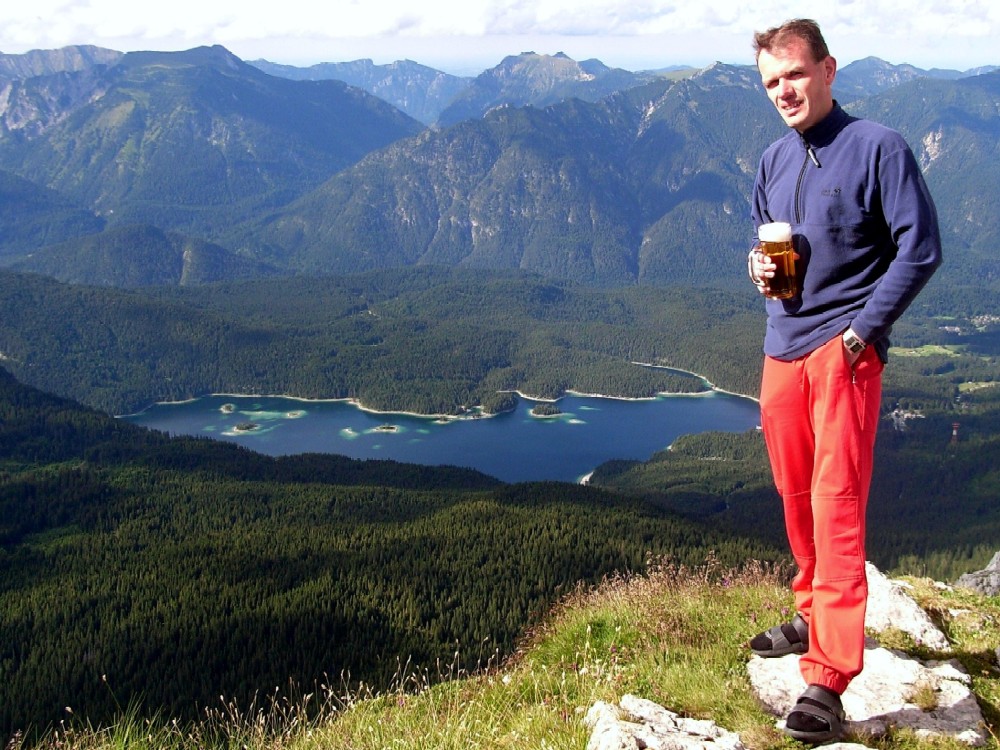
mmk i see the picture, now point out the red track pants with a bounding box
[759,335,883,694]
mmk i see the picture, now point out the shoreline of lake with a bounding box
[631,361,761,403]
[124,389,763,484]
[124,367,758,421]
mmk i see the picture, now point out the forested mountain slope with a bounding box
[0,45,423,240]
[0,365,774,737]
[0,266,766,415]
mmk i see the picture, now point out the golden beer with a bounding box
[758,222,797,300]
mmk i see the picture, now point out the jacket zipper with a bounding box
[794,133,821,223]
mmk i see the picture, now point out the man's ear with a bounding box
[825,55,838,84]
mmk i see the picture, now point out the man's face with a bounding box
[757,37,836,132]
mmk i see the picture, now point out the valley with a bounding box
[1,43,998,742]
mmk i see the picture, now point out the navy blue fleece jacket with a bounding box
[751,103,942,362]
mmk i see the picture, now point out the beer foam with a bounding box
[758,222,792,243]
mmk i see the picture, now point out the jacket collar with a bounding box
[800,102,852,148]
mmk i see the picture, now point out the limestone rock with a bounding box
[747,643,986,745]
[865,562,950,650]
[585,701,634,750]
[585,563,987,750]
[747,564,986,746]
[585,695,745,750]
[956,551,1000,596]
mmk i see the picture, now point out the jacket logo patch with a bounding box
[822,187,842,196]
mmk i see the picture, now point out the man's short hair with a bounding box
[753,19,830,63]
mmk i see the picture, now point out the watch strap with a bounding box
[843,329,866,353]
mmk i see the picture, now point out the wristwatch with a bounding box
[843,329,866,354]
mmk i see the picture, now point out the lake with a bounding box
[123,390,762,483]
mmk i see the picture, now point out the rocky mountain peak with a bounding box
[0,44,122,80]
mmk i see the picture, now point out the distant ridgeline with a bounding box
[0,46,997,291]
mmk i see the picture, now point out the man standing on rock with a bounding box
[746,18,942,743]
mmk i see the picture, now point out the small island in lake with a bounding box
[234,422,259,432]
[220,403,236,414]
[531,403,562,418]
[374,423,399,432]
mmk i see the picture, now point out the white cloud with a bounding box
[0,0,996,73]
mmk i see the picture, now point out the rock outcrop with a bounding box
[586,563,990,750]
[957,551,1000,597]
[862,561,950,649]
[748,640,984,746]
[586,696,745,750]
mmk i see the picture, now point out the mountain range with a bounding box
[0,44,997,293]
[2,43,999,739]
[0,45,422,244]
[247,56,471,126]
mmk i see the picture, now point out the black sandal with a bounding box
[749,612,809,657]
[783,684,845,744]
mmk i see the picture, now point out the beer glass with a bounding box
[758,222,797,300]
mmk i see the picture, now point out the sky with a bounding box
[1,0,997,76]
